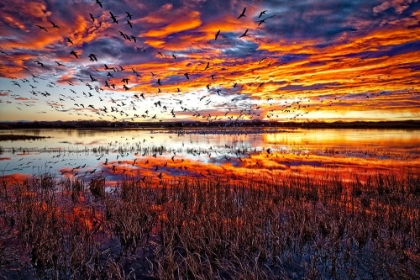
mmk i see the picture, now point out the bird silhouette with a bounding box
[35,61,44,67]
[239,29,249,38]
[259,10,267,18]
[237,7,246,19]
[36,25,48,32]
[70,50,78,58]
[215,30,221,40]
[88,54,98,61]
[256,15,275,26]
[49,20,59,28]
[110,12,118,23]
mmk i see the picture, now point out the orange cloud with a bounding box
[24,1,51,19]
[142,11,202,38]
[1,14,27,32]
[139,3,175,24]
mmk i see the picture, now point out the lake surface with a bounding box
[1,128,419,184]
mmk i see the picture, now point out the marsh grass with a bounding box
[0,172,419,279]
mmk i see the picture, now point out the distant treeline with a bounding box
[0,120,419,129]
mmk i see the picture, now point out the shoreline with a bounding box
[0,120,420,130]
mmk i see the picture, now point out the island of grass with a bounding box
[0,134,52,141]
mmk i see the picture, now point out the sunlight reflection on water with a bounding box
[1,128,419,181]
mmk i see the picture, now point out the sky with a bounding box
[0,0,419,123]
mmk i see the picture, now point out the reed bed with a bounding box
[0,172,419,279]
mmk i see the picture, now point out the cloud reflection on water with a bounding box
[0,128,419,185]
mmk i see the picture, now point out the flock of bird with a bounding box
[1,127,383,183]
[0,132,267,180]
[0,2,418,194]
[0,0,373,124]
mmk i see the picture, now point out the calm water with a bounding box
[1,128,419,182]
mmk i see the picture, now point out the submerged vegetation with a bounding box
[0,172,419,279]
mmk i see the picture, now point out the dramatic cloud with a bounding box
[0,0,419,122]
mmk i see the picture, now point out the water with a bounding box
[1,128,419,183]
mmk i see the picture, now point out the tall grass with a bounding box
[0,172,419,279]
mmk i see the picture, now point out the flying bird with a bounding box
[258,57,268,64]
[204,62,210,70]
[35,60,44,67]
[70,50,78,58]
[126,12,133,20]
[96,0,103,8]
[258,10,267,18]
[184,73,190,80]
[237,7,246,19]
[66,37,73,44]
[239,29,249,38]
[89,13,95,22]
[110,12,118,23]
[256,15,275,26]
[127,20,132,28]
[119,31,128,39]
[88,53,98,61]
[49,20,59,28]
[215,30,221,40]
[36,25,48,32]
